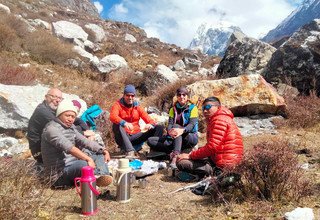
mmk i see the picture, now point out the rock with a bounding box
[0,137,18,148]
[0,3,10,14]
[50,0,99,18]
[125,33,137,43]
[263,19,320,95]
[156,64,178,83]
[19,63,31,68]
[0,136,29,157]
[182,57,202,70]
[173,60,186,71]
[275,83,299,97]
[52,20,88,41]
[72,46,99,63]
[0,84,87,130]
[217,33,276,78]
[14,15,36,32]
[284,207,314,220]
[186,74,286,115]
[28,19,51,30]
[84,40,101,52]
[85,23,105,42]
[95,54,128,74]
[234,115,282,136]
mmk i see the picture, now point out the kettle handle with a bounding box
[118,172,126,186]
[74,178,81,197]
[88,182,101,196]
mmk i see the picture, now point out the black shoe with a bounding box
[147,151,166,159]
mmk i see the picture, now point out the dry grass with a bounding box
[0,12,27,52]
[0,158,61,219]
[23,29,75,65]
[0,60,36,85]
[273,93,320,129]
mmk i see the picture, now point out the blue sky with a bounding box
[92,0,304,48]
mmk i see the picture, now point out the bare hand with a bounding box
[87,158,96,169]
[177,153,190,162]
[168,128,177,137]
[168,128,184,138]
[87,135,95,141]
[175,128,184,137]
[84,130,95,137]
[124,122,134,131]
[103,150,111,162]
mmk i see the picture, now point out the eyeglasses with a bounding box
[125,94,135,98]
[47,94,63,101]
[202,104,219,111]
[177,93,187,97]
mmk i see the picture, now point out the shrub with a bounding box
[0,23,21,51]
[274,93,320,128]
[23,29,75,65]
[0,158,53,219]
[0,62,36,85]
[0,13,29,38]
[237,138,311,202]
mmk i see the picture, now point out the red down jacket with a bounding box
[190,106,243,168]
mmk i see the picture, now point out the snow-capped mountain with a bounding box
[262,0,320,43]
[188,22,243,57]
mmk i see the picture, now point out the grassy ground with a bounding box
[30,127,320,220]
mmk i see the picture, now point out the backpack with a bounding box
[80,104,103,130]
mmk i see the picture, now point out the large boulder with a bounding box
[140,65,178,96]
[84,23,106,42]
[95,54,128,74]
[52,20,88,42]
[263,19,320,95]
[217,32,276,78]
[156,65,179,83]
[0,84,86,130]
[186,74,286,115]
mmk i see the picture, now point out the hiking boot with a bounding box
[146,151,166,159]
[96,175,113,187]
[176,171,199,182]
[125,151,138,159]
[169,151,179,169]
[169,156,177,169]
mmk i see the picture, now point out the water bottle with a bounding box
[74,166,101,216]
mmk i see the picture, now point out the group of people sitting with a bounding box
[27,84,244,188]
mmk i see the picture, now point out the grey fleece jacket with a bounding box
[41,118,105,177]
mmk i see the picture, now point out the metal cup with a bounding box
[167,167,176,177]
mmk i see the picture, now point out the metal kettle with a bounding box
[74,166,100,216]
[113,158,133,203]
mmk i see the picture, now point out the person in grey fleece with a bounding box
[41,99,112,187]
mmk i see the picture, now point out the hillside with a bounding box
[0,0,219,110]
[0,0,319,219]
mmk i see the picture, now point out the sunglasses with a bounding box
[177,93,187,97]
[202,104,218,111]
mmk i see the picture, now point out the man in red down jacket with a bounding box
[177,96,243,178]
[110,84,164,158]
